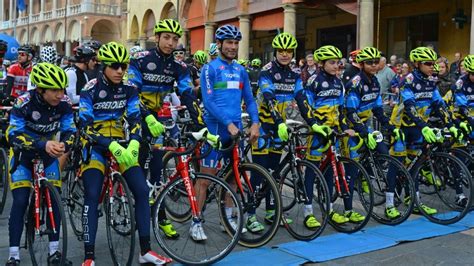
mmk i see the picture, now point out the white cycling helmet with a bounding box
[40,46,58,64]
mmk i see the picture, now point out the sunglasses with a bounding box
[277,49,294,55]
[108,63,128,70]
[173,51,185,56]
[18,52,28,56]
[421,61,435,67]
[364,59,380,65]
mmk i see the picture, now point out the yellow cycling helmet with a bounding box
[98,42,130,65]
[356,46,381,63]
[433,63,440,73]
[314,45,343,61]
[272,32,298,50]
[193,50,208,65]
[463,55,474,73]
[30,62,68,90]
[154,19,183,37]
[409,47,437,62]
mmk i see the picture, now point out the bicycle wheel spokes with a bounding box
[225,162,282,248]
[368,154,415,225]
[323,157,374,233]
[28,182,68,266]
[67,172,85,238]
[154,173,242,265]
[280,160,329,240]
[417,153,472,224]
[105,173,135,265]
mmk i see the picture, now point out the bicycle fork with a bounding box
[34,159,58,235]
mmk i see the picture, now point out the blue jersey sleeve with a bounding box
[79,89,111,147]
[345,89,368,135]
[7,104,37,149]
[59,101,77,152]
[201,64,233,126]
[126,88,142,141]
[127,59,143,89]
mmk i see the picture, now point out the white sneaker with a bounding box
[190,222,208,241]
[220,219,247,233]
[138,250,172,265]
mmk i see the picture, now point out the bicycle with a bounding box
[317,131,374,233]
[266,120,330,240]
[357,131,416,225]
[153,130,243,265]
[10,143,68,265]
[0,106,10,214]
[408,128,473,224]
[81,131,136,265]
[216,133,282,248]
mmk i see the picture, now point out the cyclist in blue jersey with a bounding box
[248,33,322,232]
[6,63,75,266]
[192,24,260,241]
[79,42,171,266]
[345,46,403,220]
[453,55,474,141]
[390,47,465,213]
[127,19,205,239]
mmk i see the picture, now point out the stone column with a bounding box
[358,0,374,48]
[9,0,13,21]
[29,0,33,15]
[53,0,57,17]
[180,29,188,51]
[283,3,296,36]
[65,40,71,56]
[40,0,44,19]
[471,0,474,53]
[204,22,216,52]
[0,0,4,22]
[238,15,250,60]
[139,35,147,49]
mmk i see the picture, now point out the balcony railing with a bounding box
[0,3,121,30]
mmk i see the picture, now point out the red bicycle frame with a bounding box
[32,158,58,234]
[318,139,350,198]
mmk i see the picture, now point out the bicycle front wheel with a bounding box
[415,152,473,225]
[65,169,84,239]
[224,162,282,248]
[0,147,8,214]
[153,173,242,265]
[279,159,330,240]
[105,173,136,265]
[27,181,68,266]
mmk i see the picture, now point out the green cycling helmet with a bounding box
[154,19,183,37]
[409,47,437,62]
[356,46,381,63]
[237,59,248,66]
[433,63,440,73]
[463,55,474,73]
[30,62,68,90]
[193,50,208,65]
[314,45,343,61]
[98,41,130,65]
[272,32,298,50]
[251,58,262,67]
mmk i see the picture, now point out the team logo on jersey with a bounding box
[405,74,414,84]
[274,73,281,80]
[147,62,157,71]
[99,90,107,98]
[415,84,422,90]
[219,65,225,70]
[363,85,369,92]
[351,76,361,88]
[32,111,41,121]
[456,79,463,90]
[322,81,329,88]
[468,87,472,93]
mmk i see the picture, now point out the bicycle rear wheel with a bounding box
[321,157,374,233]
[0,147,8,214]
[153,173,242,265]
[363,154,415,225]
[105,173,136,265]
[27,181,68,265]
[279,159,330,240]
[415,152,473,225]
[223,162,282,248]
[450,147,474,210]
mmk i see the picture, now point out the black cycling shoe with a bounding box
[5,257,20,266]
[47,251,72,266]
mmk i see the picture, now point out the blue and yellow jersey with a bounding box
[345,71,392,135]
[7,90,76,151]
[305,70,345,128]
[200,57,259,126]
[79,74,141,148]
[453,74,474,124]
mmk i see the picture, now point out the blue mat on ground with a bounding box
[213,247,307,266]
[277,231,396,262]
[456,211,474,227]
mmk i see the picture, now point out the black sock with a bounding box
[85,245,95,260]
[158,209,167,222]
[140,236,151,255]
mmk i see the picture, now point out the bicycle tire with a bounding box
[153,173,242,265]
[66,169,84,238]
[364,154,415,225]
[415,152,473,225]
[321,156,374,233]
[0,147,8,214]
[450,147,474,210]
[27,181,68,265]
[278,159,330,240]
[105,173,136,266]
[223,162,282,248]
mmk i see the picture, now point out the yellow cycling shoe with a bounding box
[159,219,179,239]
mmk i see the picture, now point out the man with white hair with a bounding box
[389,54,397,71]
